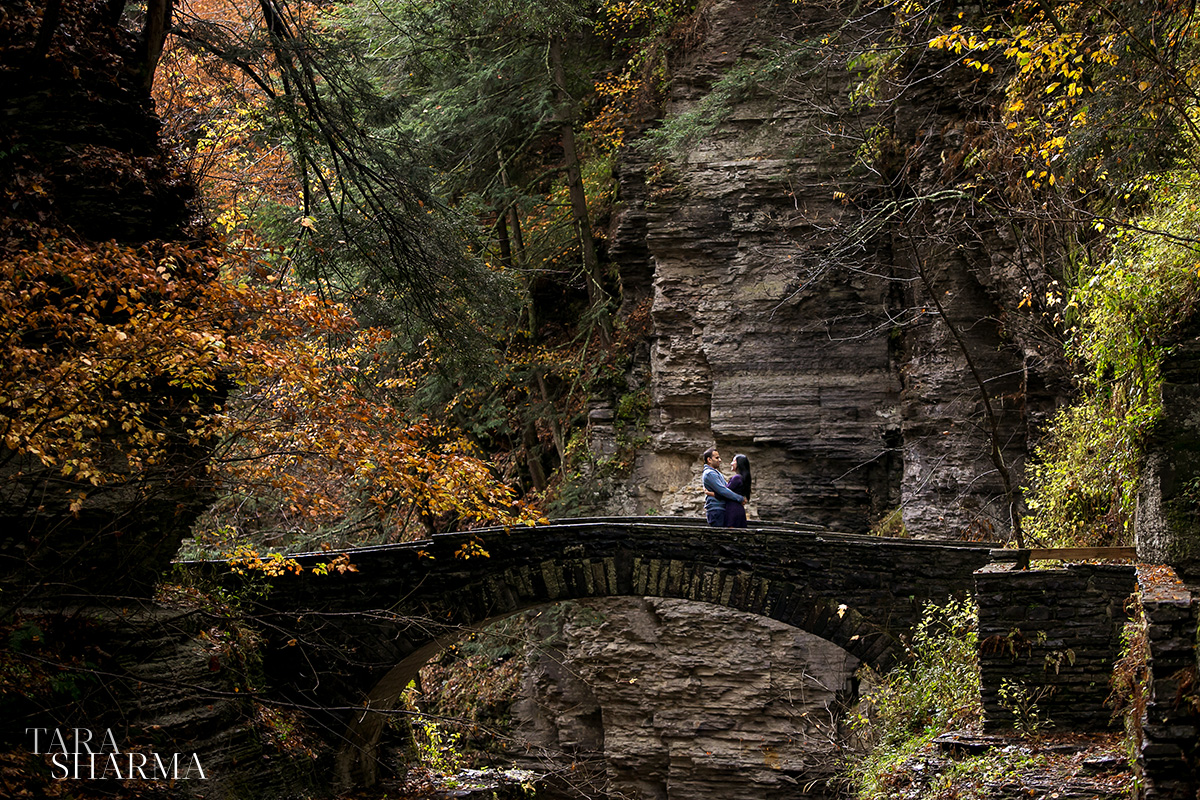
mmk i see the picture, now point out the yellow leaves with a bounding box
[225,546,303,577]
[154,22,301,243]
[454,538,490,560]
[941,1,1200,201]
[67,494,86,516]
[584,70,646,153]
[0,236,237,483]
[310,553,358,576]
[928,31,967,54]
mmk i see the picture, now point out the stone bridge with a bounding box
[230,517,997,787]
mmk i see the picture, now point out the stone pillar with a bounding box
[1139,570,1199,799]
[1137,325,1200,582]
[975,562,1135,732]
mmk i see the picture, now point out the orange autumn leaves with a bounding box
[155,0,302,239]
[209,293,544,542]
[3,233,538,559]
[138,0,544,550]
[1,237,229,484]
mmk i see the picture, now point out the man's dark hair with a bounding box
[701,447,716,463]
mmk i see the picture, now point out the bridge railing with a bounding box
[991,546,1139,570]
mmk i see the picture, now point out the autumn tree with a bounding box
[145,0,552,556]
[921,0,1200,545]
[308,0,693,506]
[166,0,510,329]
[0,0,548,601]
[0,8,544,794]
[0,0,241,597]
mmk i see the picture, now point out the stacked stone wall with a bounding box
[975,561,1135,732]
[1139,570,1199,799]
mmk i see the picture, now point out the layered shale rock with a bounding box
[1138,317,1200,581]
[530,1,1072,796]
[3,602,320,799]
[514,598,857,800]
[605,0,1068,538]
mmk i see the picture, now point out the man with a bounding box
[701,447,746,527]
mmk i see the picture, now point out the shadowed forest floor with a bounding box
[332,731,1133,799]
[870,731,1134,800]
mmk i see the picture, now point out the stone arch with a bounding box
[249,519,994,788]
[329,595,890,788]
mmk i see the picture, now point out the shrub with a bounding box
[850,597,981,798]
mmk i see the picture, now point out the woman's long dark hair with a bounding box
[733,454,751,500]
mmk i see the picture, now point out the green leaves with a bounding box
[1025,174,1200,547]
[851,598,982,798]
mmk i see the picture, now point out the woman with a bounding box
[724,454,751,528]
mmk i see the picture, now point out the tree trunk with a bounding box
[496,151,526,263]
[496,212,513,269]
[33,0,64,60]
[523,423,547,492]
[497,149,537,339]
[535,368,566,467]
[549,36,610,345]
[140,0,172,90]
[105,0,127,26]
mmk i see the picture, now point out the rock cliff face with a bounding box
[528,1,1072,796]
[604,0,1067,538]
[1138,318,1200,581]
[0,0,214,597]
[514,598,857,799]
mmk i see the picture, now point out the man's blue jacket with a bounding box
[703,465,744,512]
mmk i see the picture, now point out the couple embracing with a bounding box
[701,447,751,528]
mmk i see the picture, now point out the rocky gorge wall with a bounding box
[513,598,858,800]
[0,0,216,598]
[528,0,1073,796]
[600,0,1068,538]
